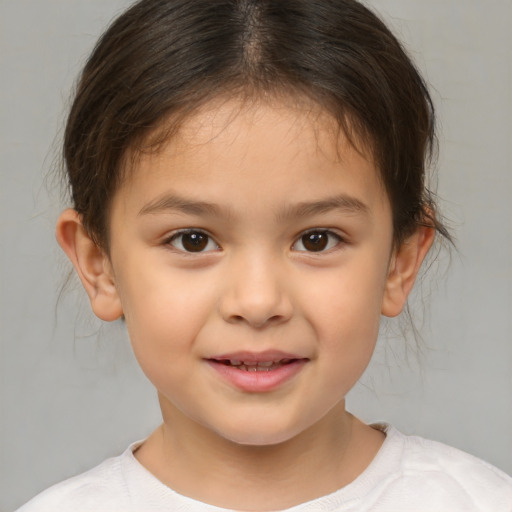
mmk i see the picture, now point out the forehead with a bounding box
[131,94,376,166]
[117,97,389,217]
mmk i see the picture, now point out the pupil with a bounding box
[183,232,208,252]
[303,232,328,252]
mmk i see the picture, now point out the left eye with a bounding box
[292,230,342,252]
[168,231,219,253]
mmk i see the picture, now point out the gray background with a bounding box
[1,0,511,510]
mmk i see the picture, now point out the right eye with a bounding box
[167,230,219,253]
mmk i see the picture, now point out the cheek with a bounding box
[115,265,218,377]
[300,254,388,377]
[303,258,388,332]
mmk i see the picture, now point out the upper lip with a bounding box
[207,350,307,364]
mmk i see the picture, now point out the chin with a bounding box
[226,432,298,448]
[212,419,307,447]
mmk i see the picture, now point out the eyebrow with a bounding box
[275,195,369,222]
[138,193,369,220]
[138,195,226,217]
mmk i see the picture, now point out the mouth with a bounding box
[210,358,302,372]
[206,352,309,392]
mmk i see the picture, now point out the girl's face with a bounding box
[102,99,407,445]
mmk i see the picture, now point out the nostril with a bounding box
[267,314,285,324]
[227,313,285,328]
[219,283,293,327]
[253,314,287,329]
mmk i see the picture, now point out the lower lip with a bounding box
[206,360,308,393]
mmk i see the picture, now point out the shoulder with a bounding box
[15,449,132,512]
[397,427,511,485]
[376,425,512,511]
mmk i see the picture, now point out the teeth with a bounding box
[241,364,273,372]
[220,358,296,371]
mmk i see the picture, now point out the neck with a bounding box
[135,398,384,511]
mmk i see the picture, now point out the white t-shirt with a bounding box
[16,425,512,512]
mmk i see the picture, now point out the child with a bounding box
[16,0,512,510]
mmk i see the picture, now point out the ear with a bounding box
[56,209,123,322]
[381,225,435,317]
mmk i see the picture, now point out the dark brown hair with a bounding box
[64,0,450,249]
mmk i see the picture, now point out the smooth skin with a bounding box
[57,97,434,511]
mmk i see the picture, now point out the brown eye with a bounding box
[293,230,342,252]
[182,232,207,251]
[169,231,219,253]
[302,232,328,251]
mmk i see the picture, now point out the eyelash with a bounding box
[164,229,344,254]
[292,229,344,253]
[165,230,220,253]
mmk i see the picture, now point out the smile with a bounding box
[206,352,309,392]
[215,358,296,372]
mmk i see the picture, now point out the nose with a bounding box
[219,250,293,328]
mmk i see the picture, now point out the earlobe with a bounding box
[56,209,123,322]
[381,225,435,318]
